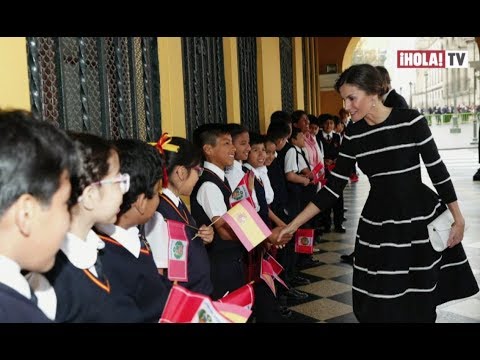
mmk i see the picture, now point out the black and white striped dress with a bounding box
[312,108,479,322]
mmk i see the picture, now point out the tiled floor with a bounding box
[285,148,480,323]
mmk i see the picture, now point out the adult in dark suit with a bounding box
[376,66,409,109]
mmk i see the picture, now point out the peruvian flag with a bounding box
[167,219,189,282]
[311,162,326,186]
[229,170,255,208]
[218,283,255,310]
[159,285,252,323]
[260,259,277,296]
[265,254,288,290]
[294,228,315,254]
[159,285,229,323]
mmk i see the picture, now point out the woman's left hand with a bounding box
[447,221,465,248]
[198,225,214,244]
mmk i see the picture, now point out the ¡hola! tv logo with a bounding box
[397,50,469,68]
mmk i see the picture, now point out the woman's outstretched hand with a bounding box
[277,223,296,245]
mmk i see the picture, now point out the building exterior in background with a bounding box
[412,37,479,113]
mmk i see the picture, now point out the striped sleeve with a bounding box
[412,116,457,204]
[311,128,356,212]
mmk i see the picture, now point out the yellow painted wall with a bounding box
[0,37,30,110]
[223,37,241,124]
[256,38,282,133]
[293,37,305,110]
[157,37,186,138]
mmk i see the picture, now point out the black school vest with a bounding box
[190,167,244,261]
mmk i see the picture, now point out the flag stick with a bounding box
[191,216,222,240]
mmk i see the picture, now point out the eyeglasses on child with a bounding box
[92,173,130,194]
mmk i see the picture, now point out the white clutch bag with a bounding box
[427,210,453,252]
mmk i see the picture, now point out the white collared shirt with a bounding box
[256,166,274,205]
[322,131,335,140]
[284,145,309,174]
[0,255,33,301]
[196,161,229,220]
[225,160,245,192]
[94,224,141,258]
[61,231,104,276]
[144,188,180,269]
[27,230,106,321]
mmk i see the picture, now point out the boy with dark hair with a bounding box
[190,123,244,300]
[95,139,172,322]
[0,109,77,322]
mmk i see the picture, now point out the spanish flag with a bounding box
[222,199,272,252]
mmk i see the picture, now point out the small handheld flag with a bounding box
[218,283,255,310]
[311,162,326,186]
[166,220,189,282]
[294,229,315,254]
[229,171,255,208]
[222,199,272,252]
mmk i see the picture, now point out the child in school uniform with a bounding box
[94,139,172,323]
[318,115,345,234]
[30,132,141,322]
[266,118,310,299]
[243,132,290,322]
[145,136,214,295]
[190,123,244,300]
[0,110,77,323]
[224,124,259,212]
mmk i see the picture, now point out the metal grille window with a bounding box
[182,37,227,140]
[280,37,294,114]
[237,37,259,133]
[27,37,161,141]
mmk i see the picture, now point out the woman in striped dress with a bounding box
[279,64,478,322]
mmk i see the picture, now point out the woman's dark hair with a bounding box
[334,64,386,96]
[114,139,164,216]
[163,137,201,178]
[67,132,117,207]
[0,109,79,216]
